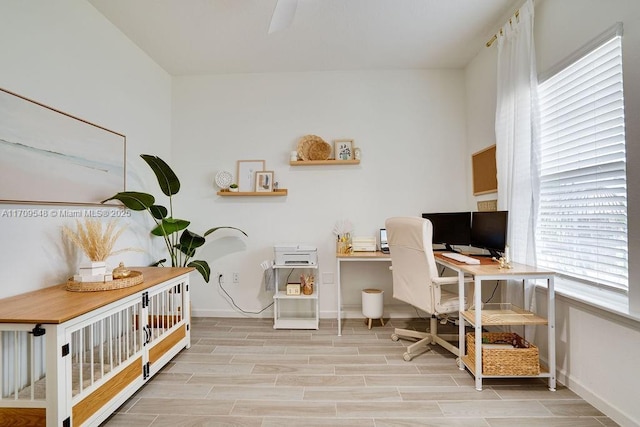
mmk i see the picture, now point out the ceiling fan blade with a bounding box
[268,0,298,34]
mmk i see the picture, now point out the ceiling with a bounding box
[88,0,520,76]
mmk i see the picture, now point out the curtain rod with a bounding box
[486,9,520,47]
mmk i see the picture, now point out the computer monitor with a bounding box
[421,212,471,252]
[470,211,508,258]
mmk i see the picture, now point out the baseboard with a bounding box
[192,304,419,319]
[555,368,636,426]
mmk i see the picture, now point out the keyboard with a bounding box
[440,252,481,265]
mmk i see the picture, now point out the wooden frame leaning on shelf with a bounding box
[237,159,265,192]
[255,170,274,192]
[333,139,354,161]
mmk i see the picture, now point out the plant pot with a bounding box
[229,187,239,192]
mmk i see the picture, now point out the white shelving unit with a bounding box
[272,264,319,329]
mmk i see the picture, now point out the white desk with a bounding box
[435,254,556,391]
[335,251,391,336]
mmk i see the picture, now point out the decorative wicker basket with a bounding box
[466,332,540,376]
[66,271,144,292]
[308,140,331,160]
[297,135,326,160]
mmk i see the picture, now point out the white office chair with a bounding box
[386,216,471,361]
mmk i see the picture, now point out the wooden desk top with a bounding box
[0,267,193,324]
[336,251,391,259]
[434,253,554,277]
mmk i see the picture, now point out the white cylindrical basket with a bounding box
[362,288,384,329]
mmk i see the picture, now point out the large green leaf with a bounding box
[187,260,210,283]
[141,154,180,197]
[180,230,206,248]
[203,226,248,237]
[175,230,205,256]
[101,192,155,211]
[151,217,190,236]
[174,244,196,258]
[150,205,168,219]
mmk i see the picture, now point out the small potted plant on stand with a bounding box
[229,183,239,192]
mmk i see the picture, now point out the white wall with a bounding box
[0,0,172,298]
[171,70,469,317]
[465,1,640,425]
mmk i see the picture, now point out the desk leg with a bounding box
[336,258,342,336]
[548,275,556,391]
[474,276,483,391]
[458,269,466,369]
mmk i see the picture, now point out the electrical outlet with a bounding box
[233,272,239,283]
[216,272,224,284]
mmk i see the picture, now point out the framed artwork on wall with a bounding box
[236,159,265,192]
[0,87,126,205]
[255,171,274,192]
[333,139,354,161]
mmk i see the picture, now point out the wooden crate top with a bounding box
[0,267,192,324]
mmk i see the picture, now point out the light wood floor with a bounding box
[102,317,617,427]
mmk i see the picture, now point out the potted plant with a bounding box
[102,154,246,282]
[229,183,239,192]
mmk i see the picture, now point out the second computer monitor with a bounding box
[421,212,471,251]
[470,210,508,258]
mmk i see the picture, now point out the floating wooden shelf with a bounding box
[290,159,360,166]
[217,189,288,197]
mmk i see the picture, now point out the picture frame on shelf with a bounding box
[255,170,274,192]
[237,160,265,192]
[333,139,354,161]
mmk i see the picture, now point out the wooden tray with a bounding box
[66,271,143,292]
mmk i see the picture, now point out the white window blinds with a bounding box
[537,27,628,291]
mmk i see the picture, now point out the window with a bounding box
[537,24,628,292]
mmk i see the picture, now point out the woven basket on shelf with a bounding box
[297,135,326,160]
[466,332,540,376]
[66,271,144,292]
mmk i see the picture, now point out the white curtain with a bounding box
[494,0,540,317]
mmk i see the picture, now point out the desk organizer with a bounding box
[466,332,540,376]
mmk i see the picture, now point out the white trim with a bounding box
[536,279,640,329]
[539,22,623,82]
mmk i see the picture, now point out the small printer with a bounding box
[274,244,318,266]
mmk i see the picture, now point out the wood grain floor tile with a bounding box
[276,374,366,387]
[100,318,617,427]
[336,401,442,417]
[150,415,263,426]
[486,417,608,426]
[127,397,234,416]
[303,386,401,401]
[206,385,304,401]
[230,400,337,417]
[262,417,374,427]
[438,400,553,417]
